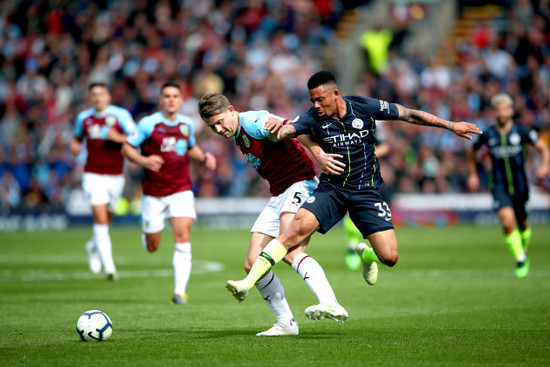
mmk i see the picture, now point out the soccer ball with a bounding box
[76,310,113,341]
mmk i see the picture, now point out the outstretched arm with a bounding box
[395,104,482,140]
[263,118,298,141]
[297,134,345,175]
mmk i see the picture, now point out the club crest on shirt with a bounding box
[306,196,316,204]
[352,118,364,129]
[179,124,189,137]
[509,133,520,145]
[106,116,116,126]
[243,135,250,148]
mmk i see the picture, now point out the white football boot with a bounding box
[85,240,101,274]
[356,242,378,285]
[304,304,348,323]
[225,279,249,302]
[256,320,299,336]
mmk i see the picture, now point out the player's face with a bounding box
[159,86,183,114]
[493,102,514,125]
[89,86,111,112]
[309,85,339,119]
[203,107,238,139]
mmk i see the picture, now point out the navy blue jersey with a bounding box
[472,122,539,195]
[290,95,398,190]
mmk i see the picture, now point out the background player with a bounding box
[467,93,549,278]
[122,82,216,304]
[226,71,482,318]
[71,82,135,280]
[199,93,348,334]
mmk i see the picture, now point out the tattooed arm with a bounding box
[395,104,482,140]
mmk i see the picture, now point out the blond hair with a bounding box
[491,93,513,107]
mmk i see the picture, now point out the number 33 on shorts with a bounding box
[374,202,392,221]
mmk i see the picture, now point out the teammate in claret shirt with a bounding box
[467,93,549,278]
[122,82,216,305]
[71,82,136,281]
[225,71,482,314]
[198,92,349,335]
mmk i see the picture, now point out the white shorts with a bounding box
[251,178,318,237]
[141,190,196,233]
[82,172,124,212]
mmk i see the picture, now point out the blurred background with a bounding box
[0,0,548,230]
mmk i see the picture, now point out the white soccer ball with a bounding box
[76,310,113,342]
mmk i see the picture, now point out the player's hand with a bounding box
[318,152,345,175]
[535,165,549,181]
[264,118,284,141]
[467,174,479,192]
[204,152,216,170]
[145,155,164,172]
[451,122,482,140]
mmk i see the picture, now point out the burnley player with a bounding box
[226,71,482,314]
[467,93,549,278]
[122,82,216,305]
[71,82,136,280]
[199,93,348,334]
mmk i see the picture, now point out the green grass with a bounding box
[1,225,549,366]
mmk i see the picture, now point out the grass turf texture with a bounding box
[1,225,549,366]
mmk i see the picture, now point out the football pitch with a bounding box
[1,224,549,366]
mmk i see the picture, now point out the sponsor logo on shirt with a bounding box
[491,145,522,158]
[379,100,390,112]
[244,153,261,169]
[161,137,177,152]
[324,130,370,147]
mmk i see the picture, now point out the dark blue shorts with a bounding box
[492,190,529,223]
[300,180,394,237]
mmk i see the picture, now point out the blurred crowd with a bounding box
[0,0,548,213]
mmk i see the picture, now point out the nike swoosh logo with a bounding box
[322,123,332,129]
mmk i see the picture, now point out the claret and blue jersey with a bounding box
[73,105,135,175]
[290,95,399,190]
[127,111,196,197]
[236,110,316,196]
[472,122,539,196]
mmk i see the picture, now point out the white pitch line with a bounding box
[0,260,224,282]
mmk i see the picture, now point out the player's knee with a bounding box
[146,241,159,252]
[381,251,398,267]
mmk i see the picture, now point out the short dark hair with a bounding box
[88,82,108,90]
[307,71,337,90]
[161,81,181,92]
[198,93,231,118]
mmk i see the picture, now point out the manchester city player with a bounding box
[226,71,482,320]
[467,93,549,278]
[199,92,349,334]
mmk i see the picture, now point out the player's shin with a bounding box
[292,253,338,305]
[361,246,382,264]
[255,271,294,326]
[244,239,288,289]
[504,229,525,261]
[520,227,532,253]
